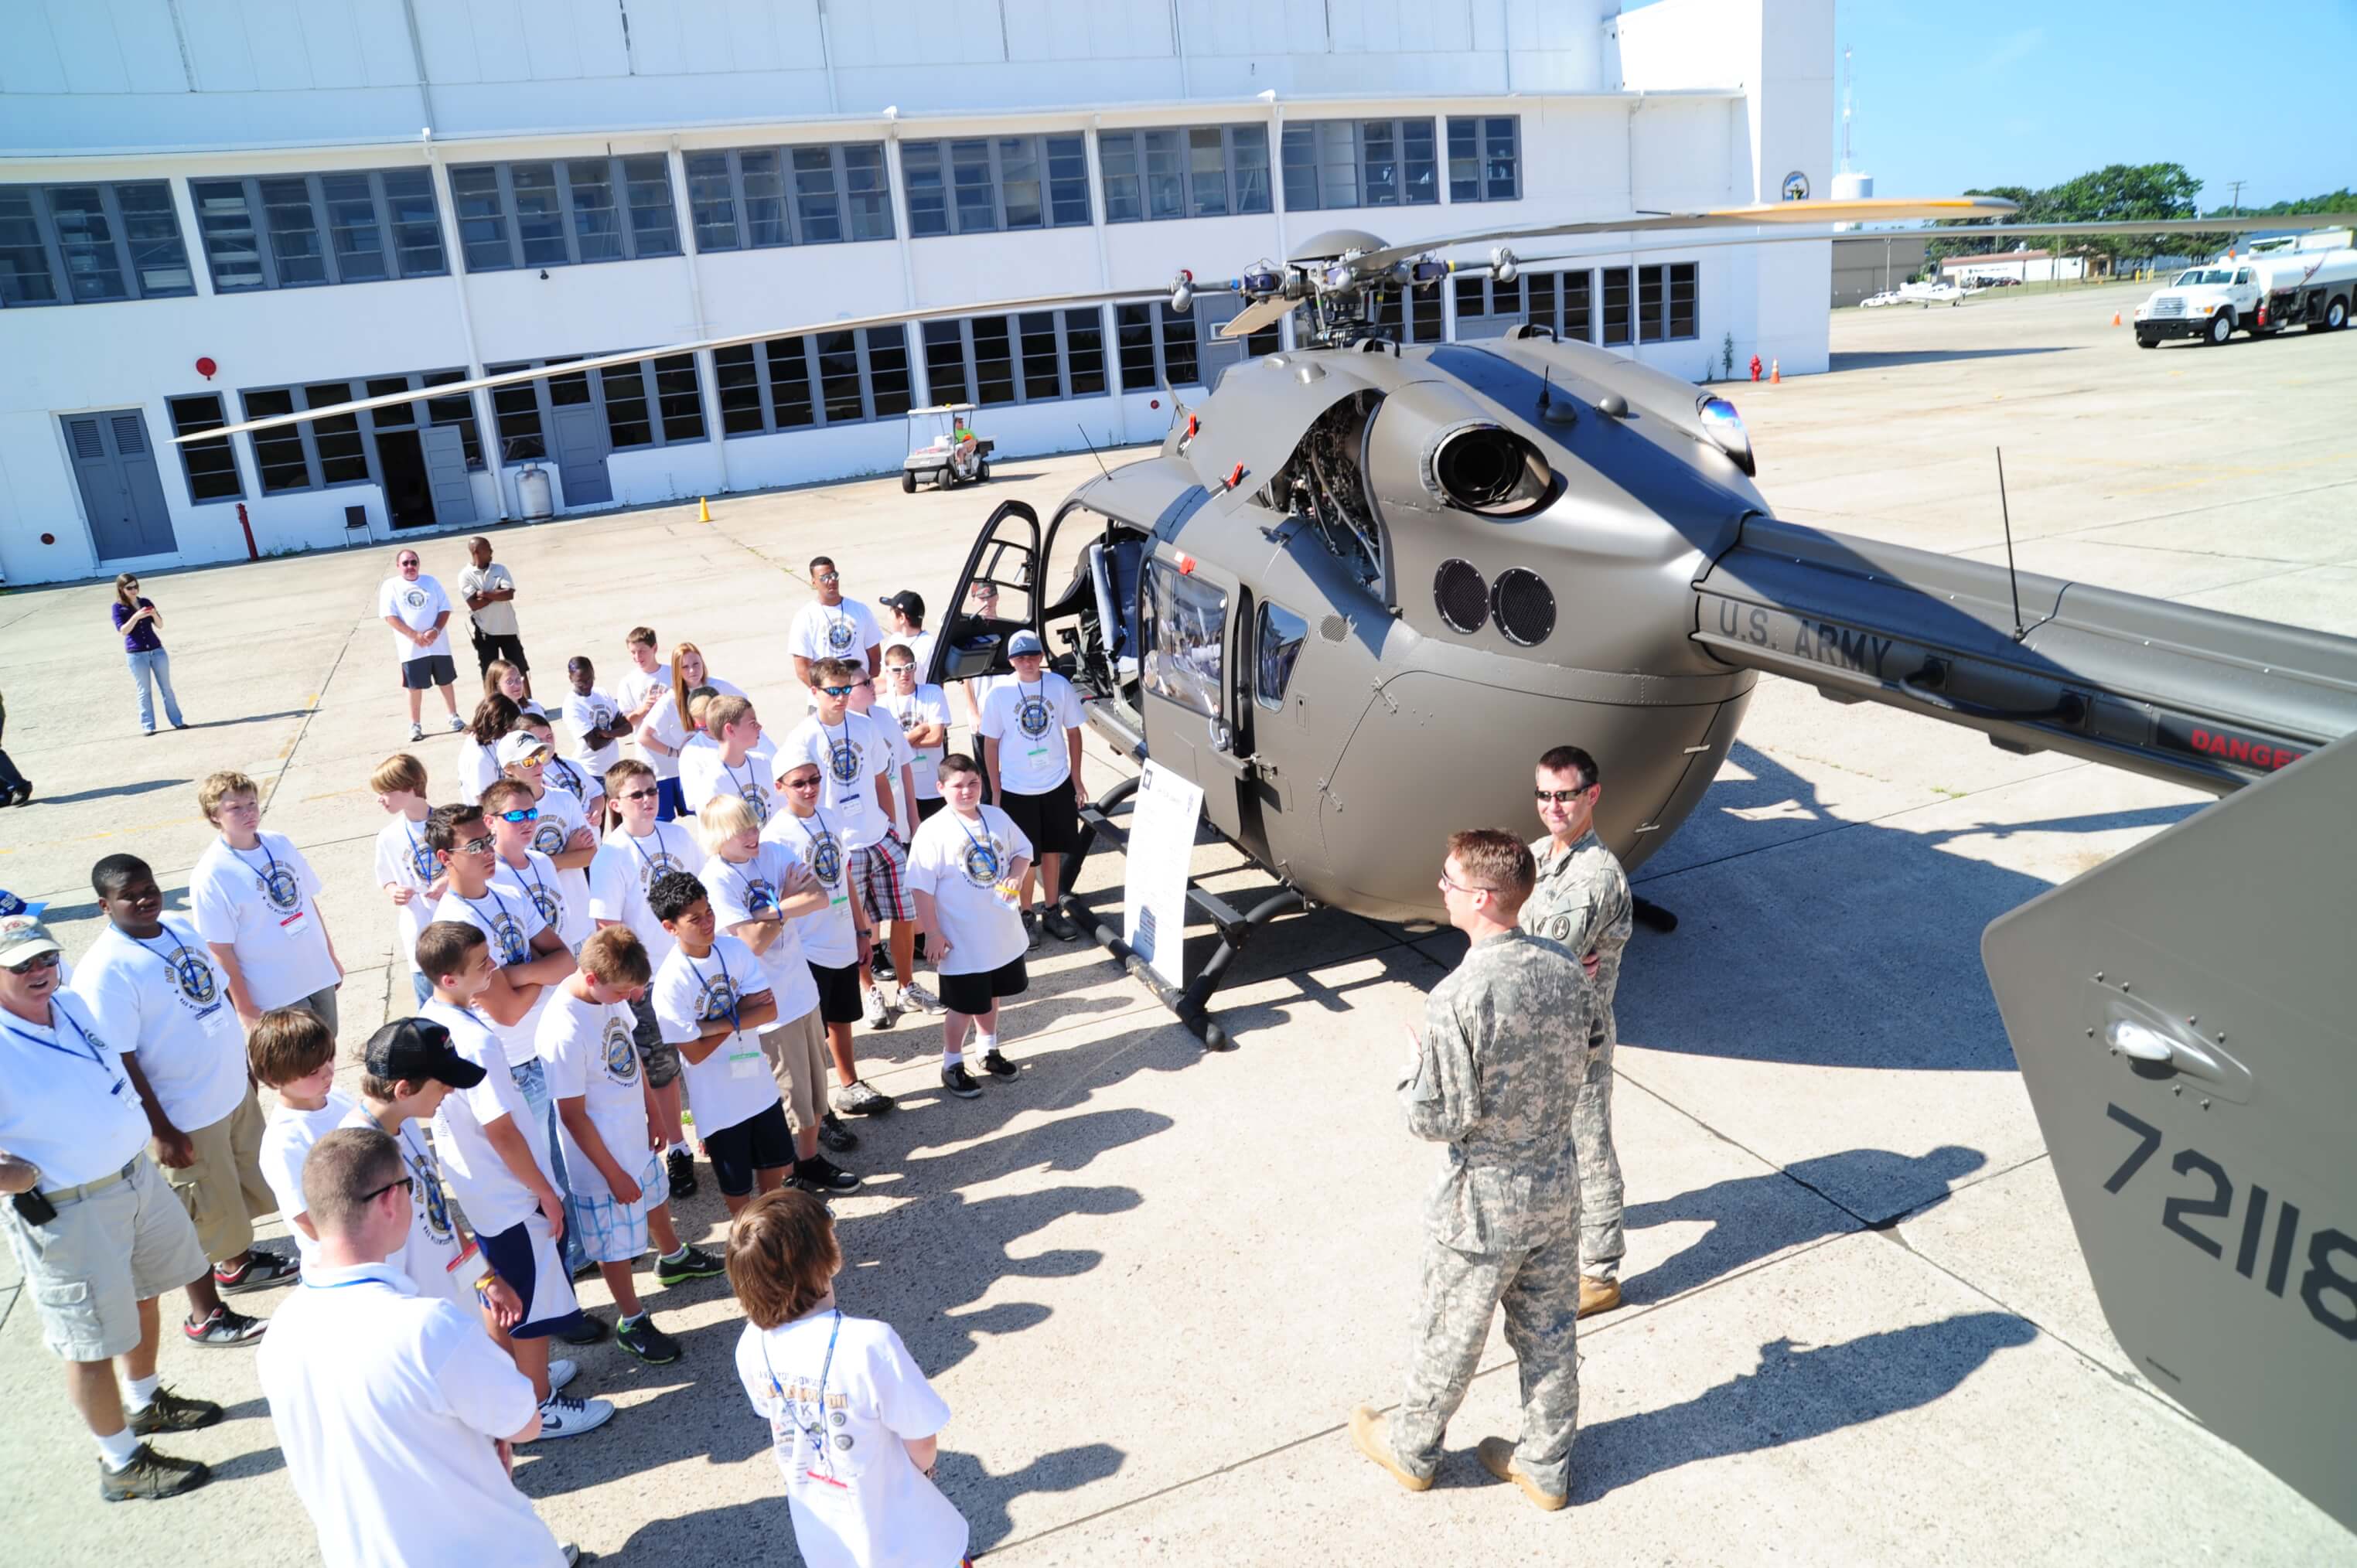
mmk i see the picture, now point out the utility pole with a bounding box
[2228,179,2246,217]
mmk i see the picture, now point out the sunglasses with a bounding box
[398,558,419,567]
[1533,788,1591,804]
[815,572,840,583]
[7,949,62,977]
[885,664,915,674]
[361,1175,416,1205]
[495,806,540,823]
[1438,871,1499,897]
[619,786,660,803]
[785,775,824,791]
[817,684,855,698]
[453,833,497,857]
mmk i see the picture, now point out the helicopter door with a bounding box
[930,499,1040,691]
[1138,549,1255,852]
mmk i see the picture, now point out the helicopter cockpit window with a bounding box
[1142,558,1226,720]
[1254,602,1308,712]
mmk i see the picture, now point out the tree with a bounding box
[1923,185,2035,263]
[1924,164,2222,265]
[2204,189,2357,219]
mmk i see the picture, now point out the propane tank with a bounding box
[517,462,554,521]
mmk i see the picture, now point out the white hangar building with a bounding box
[0,0,1834,586]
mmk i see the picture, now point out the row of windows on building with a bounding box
[0,117,1520,307]
[155,261,1699,507]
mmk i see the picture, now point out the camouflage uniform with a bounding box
[1521,830,1633,1283]
[1391,929,1595,1494]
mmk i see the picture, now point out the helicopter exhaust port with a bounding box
[1424,421,1554,518]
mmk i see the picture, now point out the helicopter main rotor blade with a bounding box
[172,281,1236,445]
[1216,295,1298,341]
[1342,196,2021,274]
[1495,214,2357,271]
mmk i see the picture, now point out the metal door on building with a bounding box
[63,409,178,561]
[553,406,612,506]
[419,424,476,527]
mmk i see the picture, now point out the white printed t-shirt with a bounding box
[680,737,777,827]
[190,831,340,1014]
[980,673,1084,795]
[258,1263,564,1568]
[520,783,594,934]
[789,598,883,683]
[705,844,823,1021]
[422,999,553,1236]
[734,1309,966,1568]
[71,919,246,1134]
[500,845,588,953]
[559,687,625,779]
[779,713,895,850]
[878,683,953,802]
[641,676,750,781]
[454,736,500,807]
[759,808,859,969]
[587,822,707,970]
[378,573,454,663]
[432,878,553,1066]
[339,1104,473,1309]
[907,806,1033,977]
[374,815,438,977]
[259,1090,360,1266]
[652,934,779,1139]
[537,986,650,1202]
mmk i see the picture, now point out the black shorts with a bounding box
[916,795,946,823]
[810,959,864,1026]
[998,781,1080,857]
[701,1100,793,1198]
[476,632,528,673]
[401,653,458,690]
[477,1217,585,1341]
[938,956,1028,1017]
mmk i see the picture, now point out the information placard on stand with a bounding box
[1123,761,1204,990]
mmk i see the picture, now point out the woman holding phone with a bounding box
[111,573,188,735]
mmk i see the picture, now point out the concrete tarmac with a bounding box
[4,280,2353,1564]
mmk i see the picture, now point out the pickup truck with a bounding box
[2134,251,2355,346]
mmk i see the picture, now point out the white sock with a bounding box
[943,1048,964,1069]
[976,1032,998,1055]
[660,1244,687,1263]
[97,1427,141,1469]
[124,1374,161,1412]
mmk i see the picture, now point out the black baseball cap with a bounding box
[363,1017,487,1089]
[879,590,925,622]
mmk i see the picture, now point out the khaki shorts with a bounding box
[3,1155,208,1362]
[159,1089,275,1263]
[760,1004,831,1137]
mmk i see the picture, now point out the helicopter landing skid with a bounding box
[1060,775,1306,1052]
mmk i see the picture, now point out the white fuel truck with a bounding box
[2133,248,2355,346]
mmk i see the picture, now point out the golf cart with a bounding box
[901,403,994,493]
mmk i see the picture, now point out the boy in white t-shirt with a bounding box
[907,755,1032,1101]
[762,757,889,1127]
[788,554,883,708]
[560,655,633,786]
[728,1188,968,1568]
[978,630,1089,947]
[496,728,598,898]
[782,658,909,1032]
[517,709,605,826]
[538,927,727,1367]
[190,769,344,1036]
[370,753,445,1009]
[680,694,778,827]
[485,778,592,952]
[417,920,615,1440]
[647,871,790,1217]
[249,1007,358,1269]
[616,627,673,760]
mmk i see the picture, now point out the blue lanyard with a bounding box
[128,924,218,1003]
[464,885,525,962]
[684,945,739,1029]
[956,810,997,864]
[506,854,554,908]
[823,718,852,786]
[1,1000,107,1069]
[730,857,776,914]
[230,838,288,898]
[761,1308,844,1443]
[628,823,675,878]
[785,808,836,880]
[722,758,767,818]
[547,758,583,796]
[404,821,432,879]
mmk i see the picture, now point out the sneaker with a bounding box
[213,1251,298,1295]
[817,1112,860,1152]
[530,1393,616,1440]
[548,1358,579,1392]
[182,1306,266,1347]
[863,985,893,1029]
[560,1314,609,1346]
[794,1156,863,1193]
[656,1245,725,1286]
[871,945,895,981]
[616,1315,684,1365]
[665,1147,699,1196]
[831,1079,894,1116]
[99,1444,210,1502]
[1042,906,1080,942]
[447,714,468,733]
[941,1064,982,1099]
[1024,909,1043,951]
[126,1386,222,1437]
[899,981,945,1015]
[981,1049,1018,1079]
[409,721,424,742]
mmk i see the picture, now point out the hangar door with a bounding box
[64,410,179,561]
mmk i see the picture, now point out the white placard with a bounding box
[1123,760,1203,990]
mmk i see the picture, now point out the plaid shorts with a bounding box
[571,1149,670,1264]
[850,833,915,923]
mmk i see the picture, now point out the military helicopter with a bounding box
[192,198,2357,1530]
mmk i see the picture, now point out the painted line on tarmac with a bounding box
[261,634,353,814]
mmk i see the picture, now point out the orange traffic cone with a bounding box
[2111,311,2122,326]
[698,496,712,523]
[1769,358,1781,385]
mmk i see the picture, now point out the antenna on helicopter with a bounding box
[1076,423,1111,479]
[1997,446,2025,641]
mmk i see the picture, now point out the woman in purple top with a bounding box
[111,572,187,735]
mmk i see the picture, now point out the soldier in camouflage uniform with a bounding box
[1351,828,1595,1513]
[1522,743,1633,1320]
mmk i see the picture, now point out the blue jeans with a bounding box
[128,649,184,731]
[408,971,432,1007]
[508,1056,589,1276]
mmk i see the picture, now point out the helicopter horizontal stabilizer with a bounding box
[1216,294,1297,342]
[1690,517,2357,793]
[1983,729,2357,1533]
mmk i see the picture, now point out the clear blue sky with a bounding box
[1645,1,2355,211]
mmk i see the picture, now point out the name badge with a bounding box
[445,1237,487,1288]
[196,1002,237,1040]
[729,1042,764,1079]
[279,906,315,939]
[838,796,866,816]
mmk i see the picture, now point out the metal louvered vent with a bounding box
[1434,559,1489,635]
[69,419,104,460]
[110,414,146,455]
[1492,568,1556,646]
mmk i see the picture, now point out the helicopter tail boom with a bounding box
[1691,517,2357,793]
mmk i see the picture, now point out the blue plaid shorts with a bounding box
[571,1148,670,1264]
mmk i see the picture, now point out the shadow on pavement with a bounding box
[1622,1144,1989,1302]
[1563,1311,2040,1503]
[1828,346,2076,370]
[25,776,188,808]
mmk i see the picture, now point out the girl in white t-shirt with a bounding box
[728,1189,967,1568]
[456,694,521,806]
[484,659,549,721]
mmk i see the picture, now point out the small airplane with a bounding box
[1898,278,1965,305]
